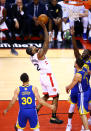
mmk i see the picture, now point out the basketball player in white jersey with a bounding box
[0,5,18,55]
[26,22,63,124]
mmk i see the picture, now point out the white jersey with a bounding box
[58,1,69,18]
[0,6,8,31]
[31,53,59,97]
[88,10,91,25]
[31,53,52,74]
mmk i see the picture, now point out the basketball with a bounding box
[38,14,48,24]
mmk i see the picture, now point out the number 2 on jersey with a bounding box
[34,64,40,71]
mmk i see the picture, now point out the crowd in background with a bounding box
[0,0,91,51]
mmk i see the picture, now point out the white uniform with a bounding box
[88,10,91,37]
[88,10,91,25]
[58,1,69,18]
[0,6,8,31]
[31,53,58,97]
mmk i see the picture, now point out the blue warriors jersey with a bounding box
[71,69,89,93]
[76,70,89,93]
[18,85,36,109]
[72,59,91,94]
[83,59,91,82]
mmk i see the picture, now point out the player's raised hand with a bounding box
[38,21,46,30]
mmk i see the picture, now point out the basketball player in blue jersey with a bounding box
[66,28,91,131]
[66,58,90,131]
[3,73,55,131]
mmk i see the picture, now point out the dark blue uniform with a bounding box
[16,85,39,129]
[69,70,90,115]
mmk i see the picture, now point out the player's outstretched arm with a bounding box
[32,86,55,110]
[3,88,19,115]
[66,73,81,93]
[71,27,81,59]
[37,22,49,60]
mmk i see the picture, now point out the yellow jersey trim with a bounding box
[16,121,25,129]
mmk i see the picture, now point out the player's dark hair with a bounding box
[76,58,84,68]
[26,47,34,56]
[20,73,29,82]
[82,49,91,60]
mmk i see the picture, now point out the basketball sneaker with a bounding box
[11,48,18,56]
[57,32,62,42]
[81,125,84,131]
[50,117,63,124]
[63,31,72,40]
[66,124,72,131]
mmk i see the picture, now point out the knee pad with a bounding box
[69,104,75,113]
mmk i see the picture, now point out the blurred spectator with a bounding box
[0,0,18,55]
[22,0,32,5]
[10,0,30,41]
[6,0,15,4]
[48,0,62,46]
[26,0,47,40]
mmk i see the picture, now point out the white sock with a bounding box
[83,28,87,34]
[33,128,40,131]
[58,31,61,35]
[18,129,23,131]
[89,30,91,37]
[68,118,72,125]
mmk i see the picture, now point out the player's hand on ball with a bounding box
[38,14,48,24]
[38,21,46,29]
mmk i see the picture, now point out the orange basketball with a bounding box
[38,14,48,24]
